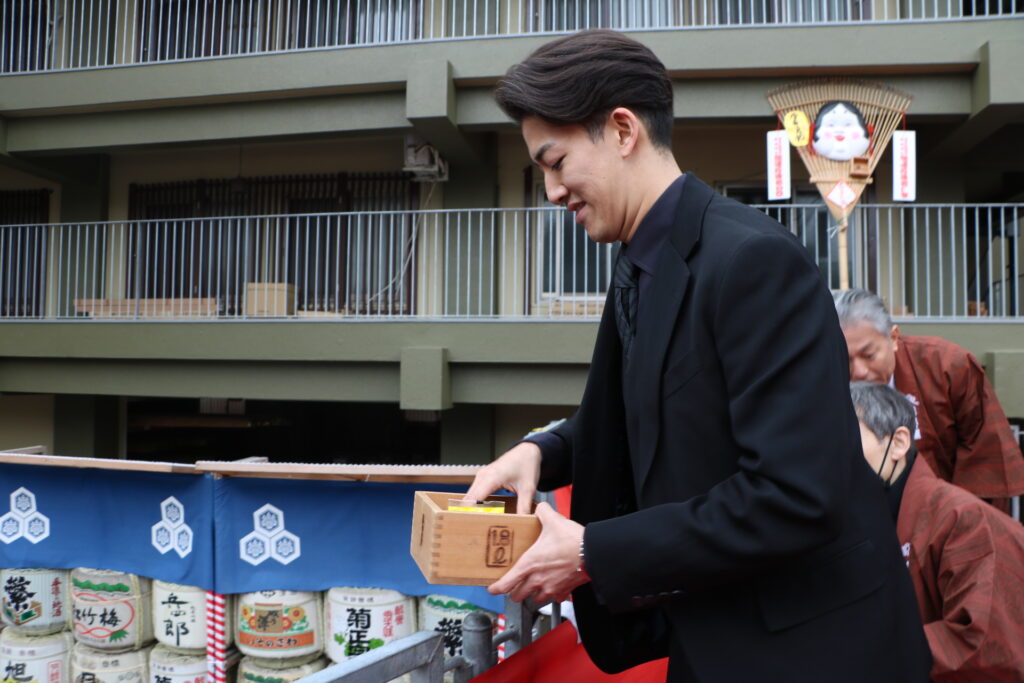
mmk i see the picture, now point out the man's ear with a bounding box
[890,323,900,353]
[608,107,641,158]
[889,425,912,463]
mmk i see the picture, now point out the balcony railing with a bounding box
[0,203,1021,321]
[2,0,1020,75]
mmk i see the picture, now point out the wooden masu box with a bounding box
[410,491,541,586]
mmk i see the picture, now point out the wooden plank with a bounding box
[194,462,481,483]
[548,299,605,317]
[0,452,197,474]
[0,445,47,454]
[0,453,478,483]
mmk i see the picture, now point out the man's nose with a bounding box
[546,178,568,206]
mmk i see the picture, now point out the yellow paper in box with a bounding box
[447,499,505,514]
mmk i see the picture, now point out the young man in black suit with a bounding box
[464,30,930,682]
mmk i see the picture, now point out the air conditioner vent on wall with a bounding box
[403,135,449,182]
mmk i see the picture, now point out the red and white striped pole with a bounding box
[206,591,228,683]
[496,613,506,662]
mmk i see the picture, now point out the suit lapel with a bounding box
[630,175,715,490]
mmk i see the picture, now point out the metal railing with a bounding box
[1,203,1021,321]
[2,0,1020,75]
[301,595,551,682]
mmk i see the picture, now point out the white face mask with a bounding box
[813,104,870,161]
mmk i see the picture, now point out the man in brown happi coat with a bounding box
[835,288,1024,509]
[851,382,1024,681]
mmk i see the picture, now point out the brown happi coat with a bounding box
[897,456,1024,681]
[893,335,1024,499]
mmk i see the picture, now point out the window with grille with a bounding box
[127,172,416,314]
[532,183,616,316]
[0,189,51,317]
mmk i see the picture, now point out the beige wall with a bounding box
[0,394,55,452]
[497,131,530,208]
[493,404,572,459]
[107,137,406,220]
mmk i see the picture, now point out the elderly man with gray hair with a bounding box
[834,288,1024,511]
[849,381,1024,681]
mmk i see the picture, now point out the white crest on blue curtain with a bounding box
[151,496,194,558]
[0,487,50,544]
[239,503,301,566]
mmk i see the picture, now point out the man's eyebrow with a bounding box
[533,142,554,165]
[856,341,875,354]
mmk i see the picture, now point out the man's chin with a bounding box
[581,224,615,244]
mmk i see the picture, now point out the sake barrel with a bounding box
[324,587,416,664]
[236,655,328,683]
[418,595,497,659]
[235,591,322,660]
[151,582,207,653]
[148,644,206,683]
[0,628,74,683]
[71,642,150,683]
[1,568,72,635]
[71,569,153,651]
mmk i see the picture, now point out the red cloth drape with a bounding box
[470,621,668,682]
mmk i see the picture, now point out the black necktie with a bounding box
[614,251,639,363]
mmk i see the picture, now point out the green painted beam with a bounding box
[931,39,1024,158]
[400,347,452,411]
[406,59,480,166]
[5,22,1016,116]
[0,322,598,363]
[0,321,1018,413]
[5,94,411,154]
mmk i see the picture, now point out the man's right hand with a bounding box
[463,441,542,515]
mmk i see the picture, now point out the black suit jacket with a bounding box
[537,176,931,682]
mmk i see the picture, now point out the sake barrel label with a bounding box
[74,597,140,647]
[2,571,67,629]
[325,590,414,663]
[153,583,204,651]
[237,604,315,651]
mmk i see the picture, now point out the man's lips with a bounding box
[569,201,587,224]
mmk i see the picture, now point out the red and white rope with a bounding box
[206,591,228,683]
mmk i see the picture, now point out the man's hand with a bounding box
[463,441,541,515]
[487,502,589,604]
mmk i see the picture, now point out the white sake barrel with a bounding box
[235,590,322,660]
[151,582,208,653]
[71,569,153,651]
[1,568,72,635]
[71,642,150,683]
[418,595,497,659]
[0,629,74,683]
[324,587,416,664]
[148,644,206,683]
[236,655,328,683]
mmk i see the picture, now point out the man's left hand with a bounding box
[488,502,590,604]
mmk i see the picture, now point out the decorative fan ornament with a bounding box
[767,78,913,288]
